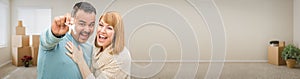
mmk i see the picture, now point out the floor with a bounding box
[0,62,299,79]
[0,63,36,79]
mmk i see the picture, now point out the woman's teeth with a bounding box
[99,35,107,39]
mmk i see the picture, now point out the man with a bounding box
[37,2,96,79]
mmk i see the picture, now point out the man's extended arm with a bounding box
[40,14,72,50]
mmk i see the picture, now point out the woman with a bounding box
[65,11,131,79]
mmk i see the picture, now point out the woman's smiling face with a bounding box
[96,19,115,49]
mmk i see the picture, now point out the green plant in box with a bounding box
[282,44,300,68]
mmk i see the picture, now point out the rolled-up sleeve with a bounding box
[40,28,64,51]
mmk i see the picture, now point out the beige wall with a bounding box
[216,0,293,60]
[294,0,300,47]
[0,0,295,66]
[106,0,293,61]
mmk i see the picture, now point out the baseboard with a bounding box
[0,60,11,68]
[132,60,268,63]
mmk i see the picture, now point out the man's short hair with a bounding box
[71,2,96,17]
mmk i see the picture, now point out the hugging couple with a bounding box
[37,1,131,79]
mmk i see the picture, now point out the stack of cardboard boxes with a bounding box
[268,41,286,65]
[11,21,40,66]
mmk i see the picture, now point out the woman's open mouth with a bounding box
[98,35,107,43]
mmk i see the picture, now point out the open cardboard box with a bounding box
[268,41,286,65]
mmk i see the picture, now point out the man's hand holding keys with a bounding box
[51,13,74,37]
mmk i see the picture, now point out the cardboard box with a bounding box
[279,41,285,47]
[16,20,26,35]
[32,35,40,47]
[268,46,286,65]
[12,35,30,47]
[31,46,39,66]
[18,20,23,27]
[12,46,32,66]
[16,26,25,35]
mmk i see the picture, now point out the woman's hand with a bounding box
[65,41,84,64]
[65,41,94,79]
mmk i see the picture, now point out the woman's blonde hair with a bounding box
[94,11,124,55]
